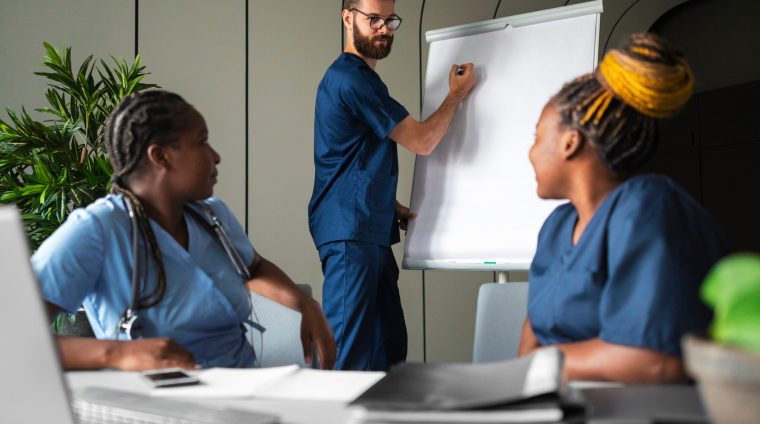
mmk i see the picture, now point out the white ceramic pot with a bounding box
[682,334,760,424]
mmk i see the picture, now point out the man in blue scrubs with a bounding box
[309,0,477,370]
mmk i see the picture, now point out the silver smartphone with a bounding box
[141,367,201,388]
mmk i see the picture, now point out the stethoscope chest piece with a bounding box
[119,308,144,340]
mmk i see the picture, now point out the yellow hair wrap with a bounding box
[630,46,656,58]
[580,90,614,126]
[597,49,694,118]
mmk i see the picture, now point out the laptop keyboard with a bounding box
[72,387,278,424]
[73,400,196,424]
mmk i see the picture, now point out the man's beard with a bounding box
[353,28,394,60]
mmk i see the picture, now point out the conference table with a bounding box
[66,370,709,424]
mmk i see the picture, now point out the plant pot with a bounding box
[682,334,760,424]
[56,310,95,338]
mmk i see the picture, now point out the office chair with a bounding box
[248,283,316,368]
[472,282,529,363]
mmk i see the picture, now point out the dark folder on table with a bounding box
[350,348,585,423]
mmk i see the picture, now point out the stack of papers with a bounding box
[151,365,385,403]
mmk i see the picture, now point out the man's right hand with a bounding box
[106,338,197,371]
[449,63,478,101]
[389,62,479,156]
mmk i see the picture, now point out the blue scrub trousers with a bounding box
[319,240,407,371]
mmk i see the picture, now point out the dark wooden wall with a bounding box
[642,80,760,252]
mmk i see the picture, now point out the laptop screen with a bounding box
[0,206,75,423]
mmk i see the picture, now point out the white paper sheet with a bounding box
[150,366,385,402]
[258,369,385,402]
[150,365,299,398]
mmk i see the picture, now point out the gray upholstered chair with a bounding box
[247,283,316,368]
[472,282,529,363]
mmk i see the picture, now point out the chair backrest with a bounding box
[248,283,315,368]
[472,282,530,363]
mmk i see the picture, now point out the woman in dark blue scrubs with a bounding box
[518,33,729,383]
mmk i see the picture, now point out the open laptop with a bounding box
[0,205,278,424]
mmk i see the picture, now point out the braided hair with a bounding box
[551,33,694,176]
[104,90,193,310]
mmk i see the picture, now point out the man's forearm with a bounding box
[391,91,466,156]
[417,91,465,153]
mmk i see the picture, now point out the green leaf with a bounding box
[702,253,760,351]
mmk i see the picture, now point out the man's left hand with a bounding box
[395,201,417,231]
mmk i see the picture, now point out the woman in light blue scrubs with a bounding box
[33,90,336,370]
[518,33,729,383]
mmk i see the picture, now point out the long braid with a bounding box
[551,33,693,176]
[111,185,167,309]
[105,90,191,311]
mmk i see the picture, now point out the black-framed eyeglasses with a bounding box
[349,8,403,31]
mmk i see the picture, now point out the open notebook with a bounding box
[0,205,277,424]
[349,348,586,423]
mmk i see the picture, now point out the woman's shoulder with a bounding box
[72,194,127,226]
[617,174,690,201]
[610,174,723,237]
[193,197,251,250]
[610,174,698,215]
[196,196,230,215]
[545,202,576,225]
[538,202,575,239]
[67,194,129,232]
[194,197,241,227]
[33,195,126,263]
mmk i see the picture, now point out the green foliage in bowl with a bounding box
[701,253,760,351]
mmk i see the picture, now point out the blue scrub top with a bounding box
[32,195,257,368]
[309,52,410,248]
[528,175,729,357]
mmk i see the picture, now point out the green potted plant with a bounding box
[683,253,760,423]
[0,42,157,333]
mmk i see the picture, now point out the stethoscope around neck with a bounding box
[116,198,265,344]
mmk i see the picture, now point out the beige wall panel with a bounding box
[424,270,492,363]
[507,270,529,282]
[377,0,426,362]
[0,0,133,121]
[139,0,246,220]
[248,1,338,297]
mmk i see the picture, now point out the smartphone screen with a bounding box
[141,368,200,388]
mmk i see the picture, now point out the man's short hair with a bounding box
[342,0,359,10]
[342,0,395,11]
